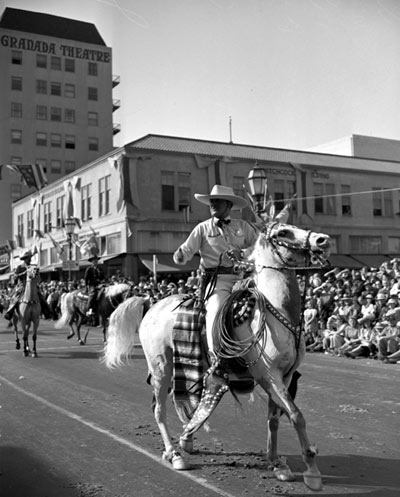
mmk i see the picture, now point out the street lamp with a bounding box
[247,162,267,214]
[65,217,76,282]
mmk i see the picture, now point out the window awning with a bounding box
[139,253,200,273]
[328,254,363,269]
[350,254,391,268]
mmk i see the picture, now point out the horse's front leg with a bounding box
[13,316,20,349]
[75,315,85,345]
[258,374,322,491]
[31,316,40,358]
[266,397,295,482]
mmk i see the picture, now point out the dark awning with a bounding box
[328,254,363,269]
[139,253,200,273]
[350,254,391,268]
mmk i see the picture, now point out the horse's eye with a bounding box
[278,229,289,238]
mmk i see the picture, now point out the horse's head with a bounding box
[252,221,331,269]
[26,265,40,280]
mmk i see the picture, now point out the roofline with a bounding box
[126,133,400,165]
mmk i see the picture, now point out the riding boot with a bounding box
[180,359,229,438]
[4,303,17,321]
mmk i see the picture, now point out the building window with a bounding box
[273,179,285,212]
[341,185,352,216]
[99,175,111,216]
[11,129,22,144]
[11,102,22,118]
[65,58,75,72]
[17,214,24,239]
[11,184,22,200]
[88,62,98,76]
[50,133,62,148]
[56,196,65,227]
[64,109,75,123]
[314,182,336,215]
[81,184,92,221]
[178,172,191,212]
[161,171,175,210]
[51,82,62,96]
[88,137,98,151]
[50,160,62,174]
[36,159,47,174]
[36,54,47,68]
[88,87,98,101]
[43,202,52,233]
[106,233,121,254]
[350,236,382,254]
[36,132,47,146]
[40,249,48,268]
[233,176,245,198]
[65,135,76,149]
[88,112,98,126]
[51,56,61,70]
[65,161,75,174]
[388,237,400,254]
[64,83,75,98]
[36,80,47,94]
[51,107,62,121]
[36,105,47,120]
[11,50,22,64]
[27,209,34,238]
[373,188,393,217]
[11,76,22,90]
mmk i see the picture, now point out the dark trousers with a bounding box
[87,287,97,311]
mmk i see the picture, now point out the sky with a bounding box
[2,0,400,151]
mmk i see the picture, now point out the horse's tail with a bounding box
[55,293,72,329]
[101,296,147,369]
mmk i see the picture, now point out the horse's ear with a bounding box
[274,194,296,224]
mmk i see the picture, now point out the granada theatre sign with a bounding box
[1,34,110,62]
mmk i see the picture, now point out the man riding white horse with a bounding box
[4,249,50,321]
[173,184,257,375]
[85,253,105,318]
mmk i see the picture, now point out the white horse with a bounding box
[17,265,41,358]
[103,220,331,491]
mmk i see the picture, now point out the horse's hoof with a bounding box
[179,437,194,454]
[23,350,30,357]
[162,450,190,470]
[78,339,85,345]
[273,467,296,482]
[32,352,38,358]
[67,333,75,340]
[303,472,323,491]
[16,341,20,350]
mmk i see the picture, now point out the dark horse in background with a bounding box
[56,283,133,344]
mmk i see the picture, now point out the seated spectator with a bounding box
[357,294,376,326]
[336,316,362,356]
[306,319,325,352]
[377,316,400,362]
[346,319,376,358]
[322,316,344,354]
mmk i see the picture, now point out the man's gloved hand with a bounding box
[225,249,242,262]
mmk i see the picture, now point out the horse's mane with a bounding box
[105,283,130,298]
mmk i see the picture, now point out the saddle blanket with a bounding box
[172,299,206,405]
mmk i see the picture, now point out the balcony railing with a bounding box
[112,99,121,112]
[113,123,121,135]
[112,75,120,88]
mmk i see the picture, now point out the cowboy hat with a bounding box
[88,254,101,262]
[20,249,32,260]
[194,185,248,210]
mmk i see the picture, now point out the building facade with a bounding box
[5,133,400,284]
[0,7,119,242]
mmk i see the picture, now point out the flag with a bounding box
[48,234,66,261]
[79,235,99,258]
[6,163,47,190]
[111,156,133,211]
[64,180,74,219]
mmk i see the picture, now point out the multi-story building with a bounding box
[0,7,120,242]
[4,133,400,285]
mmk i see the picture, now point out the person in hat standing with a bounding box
[4,249,50,320]
[85,253,105,317]
[173,184,257,358]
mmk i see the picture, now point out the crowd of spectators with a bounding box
[301,260,400,364]
[2,261,400,365]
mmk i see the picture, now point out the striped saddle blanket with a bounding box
[172,299,206,404]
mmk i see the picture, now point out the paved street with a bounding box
[1,318,400,497]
